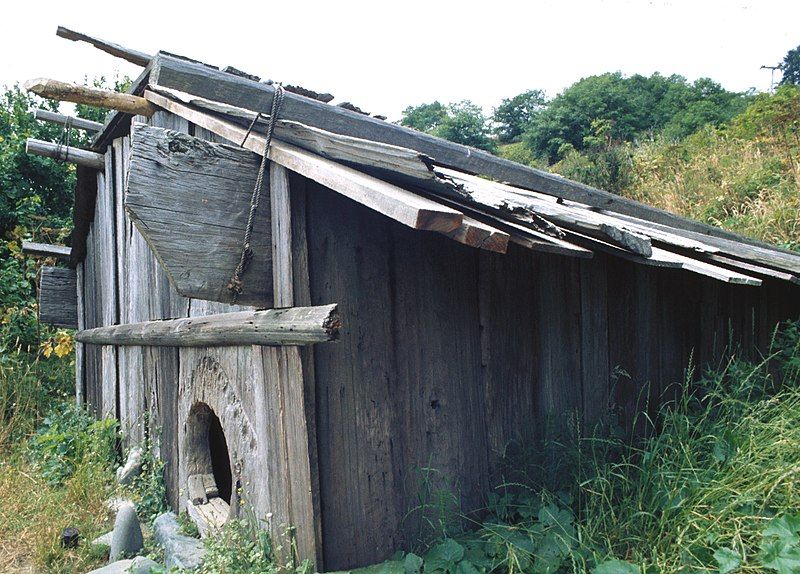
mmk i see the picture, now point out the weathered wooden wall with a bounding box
[79,110,800,573]
[304,182,800,570]
[78,112,320,566]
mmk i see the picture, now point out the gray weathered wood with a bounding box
[147,53,799,258]
[38,266,77,328]
[25,78,156,116]
[704,253,800,284]
[34,109,103,133]
[436,168,653,256]
[56,26,153,66]
[75,304,341,346]
[26,138,104,169]
[143,90,464,234]
[75,263,84,405]
[125,123,273,307]
[22,241,71,260]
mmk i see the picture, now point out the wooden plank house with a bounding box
[26,28,800,571]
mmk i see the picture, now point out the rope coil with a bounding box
[55,115,73,163]
[227,85,286,302]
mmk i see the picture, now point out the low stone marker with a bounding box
[109,504,144,561]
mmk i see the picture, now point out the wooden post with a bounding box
[74,304,341,347]
[22,241,72,260]
[24,78,155,117]
[26,138,105,169]
[34,109,103,133]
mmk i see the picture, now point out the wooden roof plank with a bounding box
[56,25,153,66]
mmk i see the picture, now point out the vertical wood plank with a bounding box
[267,163,320,568]
[580,255,610,430]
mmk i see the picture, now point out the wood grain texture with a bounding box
[38,266,77,328]
[125,123,273,307]
[75,305,340,346]
[143,91,464,234]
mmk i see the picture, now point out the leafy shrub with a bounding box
[28,401,118,485]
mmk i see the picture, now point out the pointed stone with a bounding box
[109,504,144,561]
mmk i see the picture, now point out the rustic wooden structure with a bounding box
[27,28,800,571]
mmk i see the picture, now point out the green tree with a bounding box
[780,44,800,86]
[435,100,497,153]
[400,101,448,133]
[524,72,749,163]
[493,89,546,143]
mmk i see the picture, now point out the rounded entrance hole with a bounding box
[186,402,233,504]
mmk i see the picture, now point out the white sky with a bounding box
[1,0,798,121]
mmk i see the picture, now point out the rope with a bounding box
[227,85,286,301]
[55,115,73,163]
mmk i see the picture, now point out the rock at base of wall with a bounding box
[153,512,206,571]
[116,447,144,485]
[86,556,160,573]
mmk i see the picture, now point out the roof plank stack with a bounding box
[28,26,800,288]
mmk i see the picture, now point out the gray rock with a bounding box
[153,512,206,571]
[116,447,144,485]
[109,504,144,561]
[90,530,113,550]
[86,556,160,573]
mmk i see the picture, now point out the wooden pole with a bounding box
[34,109,103,133]
[74,304,341,347]
[22,241,72,260]
[56,26,152,67]
[26,138,105,169]
[24,78,155,117]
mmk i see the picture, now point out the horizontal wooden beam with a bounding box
[22,241,71,260]
[34,109,104,133]
[26,138,105,169]
[56,25,152,67]
[144,90,463,233]
[75,304,341,347]
[38,266,77,328]
[24,78,156,117]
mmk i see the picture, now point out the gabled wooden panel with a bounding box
[38,266,77,328]
[125,123,273,307]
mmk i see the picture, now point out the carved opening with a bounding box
[186,402,233,504]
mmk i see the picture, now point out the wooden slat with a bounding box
[144,90,463,234]
[442,214,509,253]
[704,253,800,284]
[125,123,273,307]
[38,266,77,328]
[656,248,762,285]
[56,25,153,66]
[34,109,104,133]
[22,241,71,260]
[75,305,341,346]
[26,138,104,169]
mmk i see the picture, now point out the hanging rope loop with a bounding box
[227,85,286,302]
